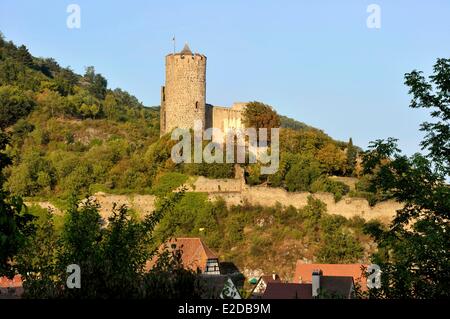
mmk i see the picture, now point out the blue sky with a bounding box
[1,0,449,154]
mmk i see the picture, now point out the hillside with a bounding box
[1,35,383,281]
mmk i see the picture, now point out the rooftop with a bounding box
[294,262,368,290]
[262,282,313,299]
[262,275,354,299]
[147,237,219,273]
[167,42,206,58]
[180,43,192,55]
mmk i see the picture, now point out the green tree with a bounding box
[317,142,347,175]
[310,176,350,201]
[15,45,34,68]
[17,190,200,299]
[0,132,35,277]
[154,192,216,242]
[285,155,322,192]
[55,67,78,96]
[103,92,118,120]
[84,66,107,100]
[317,230,363,264]
[363,58,450,298]
[142,246,202,299]
[36,89,66,117]
[0,85,35,129]
[299,196,326,237]
[242,101,281,133]
[16,211,60,298]
[150,172,188,197]
[6,149,56,196]
[346,137,357,176]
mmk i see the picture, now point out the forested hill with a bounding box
[1,35,369,204]
[0,33,158,127]
[0,35,379,278]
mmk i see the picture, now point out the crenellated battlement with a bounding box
[160,44,245,137]
[160,43,207,135]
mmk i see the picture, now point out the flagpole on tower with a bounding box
[173,35,176,54]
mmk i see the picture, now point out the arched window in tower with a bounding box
[195,101,199,111]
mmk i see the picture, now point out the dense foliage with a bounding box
[0,34,390,296]
[154,193,371,278]
[242,101,281,133]
[0,36,361,203]
[363,58,450,298]
[16,192,205,299]
[0,132,35,278]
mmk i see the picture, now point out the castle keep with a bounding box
[160,43,245,136]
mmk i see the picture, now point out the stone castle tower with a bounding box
[160,43,207,135]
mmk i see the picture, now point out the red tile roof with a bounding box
[262,282,313,299]
[262,276,355,299]
[293,262,368,290]
[0,275,23,299]
[147,237,219,273]
[0,275,22,288]
[172,238,218,272]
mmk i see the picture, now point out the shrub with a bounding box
[348,190,378,206]
[155,192,213,241]
[250,235,272,257]
[151,172,188,197]
[182,162,234,179]
[317,230,364,263]
[0,85,35,129]
[310,176,350,201]
[242,101,281,133]
[285,156,322,192]
[246,164,262,185]
[319,214,347,233]
[225,214,245,243]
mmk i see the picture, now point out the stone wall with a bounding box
[207,187,400,223]
[161,53,207,134]
[189,176,244,193]
[212,104,244,133]
[28,187,399,223]
[235,186,401,223]
[183,165,245,193]
[159,44,246,138]
[90,192,156,219]
[182,171,401,223]
[182,167,401,223]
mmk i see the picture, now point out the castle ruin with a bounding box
[160,43,245,136]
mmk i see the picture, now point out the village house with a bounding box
[148,237,221,275]
[147,237,245,299]
[293,262,368,291]
[250,274,281,298]
[262,270,355,299]
[200,274,242,299]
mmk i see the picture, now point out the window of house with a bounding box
[205,259,220,273]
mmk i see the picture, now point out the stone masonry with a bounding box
[160,43,244,136]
